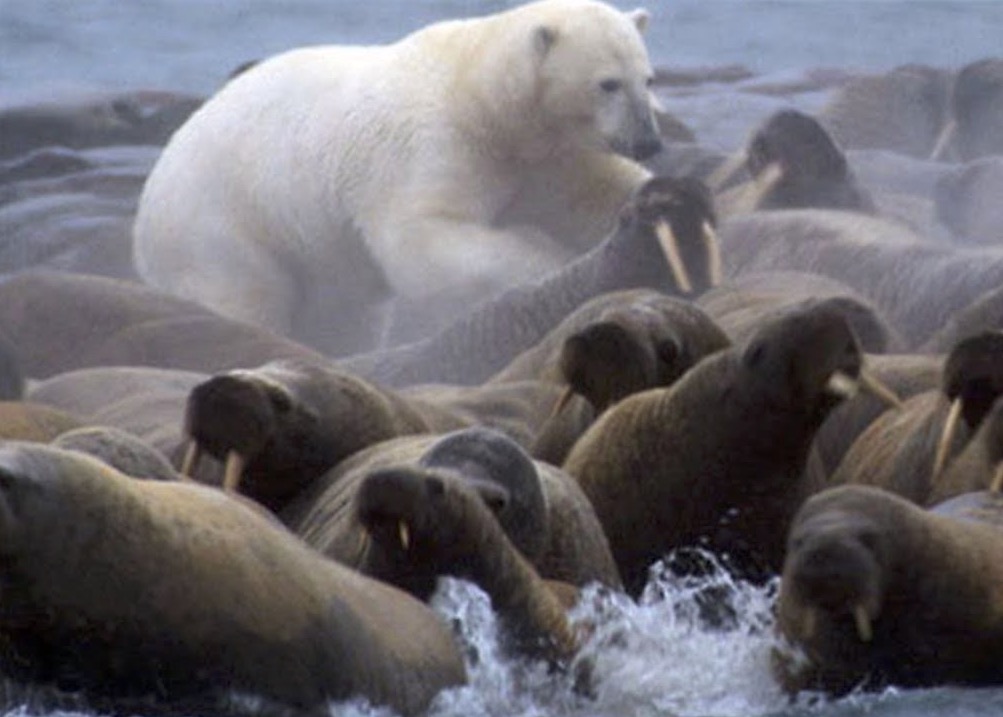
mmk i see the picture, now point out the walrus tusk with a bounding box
[932,397,963,481]
[707,149,748,191]
[858,368,904,410]
[826,370,902,410]
[548,385,576,420]
[929,118,957,161]
[826,371,860,400]
[180,440,202,477]
[990,463,1003,494]
[745,162,785,209]
[853,604,873,642]
[398,521,411,551]
[701,220,723,287]
[655,219,693,294]
[222,450,247,493]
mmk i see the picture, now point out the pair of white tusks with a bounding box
[802,604,873,643]
[654,218,723,294]
[180,441,246,493]
[354,519,411,560]
[931,397,1003,492]
[826,369,903,411]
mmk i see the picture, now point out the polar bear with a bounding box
[133,0,660,355]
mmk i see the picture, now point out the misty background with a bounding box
[2,0,1002,103]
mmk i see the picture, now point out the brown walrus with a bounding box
[180,359,471,511]
[775,484,1003,695]
[351,458,584,665]
[0,442,464,716]
[283,428,621,600]
[563,299,897,595]
[832,331,1003,505]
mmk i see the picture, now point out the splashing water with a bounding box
[409,548,789,717]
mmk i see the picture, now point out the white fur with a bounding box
[133,0,657,354]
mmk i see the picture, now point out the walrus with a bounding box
[26,365,207,469]
[718,207,1003,349]
[283,428,621,600]
[712,109,876,216]
[933,155,1003,245]
[775,484,1003,695]
[938,57,1003,162]
[831,331,1003,505]
[816,64,952,159]
[563,299,898,595]
[180,358,474,511]
[509,289,730,464]
[0,271,327,380]
[0,442,465,716]
[811,351,943,479]
[0,90,203,160]
[51,425,180,482]
[0,401,84,442]
[352,460,584,665]
[929,394,1003,503]
[696,270,900,354]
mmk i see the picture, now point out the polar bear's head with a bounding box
[531,1,661,160]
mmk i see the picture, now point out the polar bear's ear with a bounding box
[533,25,558,58]
[628,8,650,34]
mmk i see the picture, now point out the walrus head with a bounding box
[781,502,887,649]
[932,331,1003,480]
[739,298,898,427]
[354,464,580,664]
[418,427,548,561]
[943,331,1003,431]
[613,175,722,295]
[182,359,424,511]
[716,109,875,213]
[557,296,729,415]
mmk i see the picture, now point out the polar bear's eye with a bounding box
[599,78,622,93]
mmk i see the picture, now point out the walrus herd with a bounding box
[1,46,1003,716]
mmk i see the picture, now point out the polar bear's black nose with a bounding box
[631,135,663,161]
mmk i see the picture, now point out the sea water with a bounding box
[1,1,1003,102]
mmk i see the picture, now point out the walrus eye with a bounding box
[599,78,622,93]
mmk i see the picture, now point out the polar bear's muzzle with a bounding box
[604,102,663,160]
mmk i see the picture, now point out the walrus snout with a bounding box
[184,374,289,460]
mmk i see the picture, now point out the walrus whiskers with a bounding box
[932,397,964,481]
[654,219,693,294]
[701,220,723,287]
[223,450,247,493]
